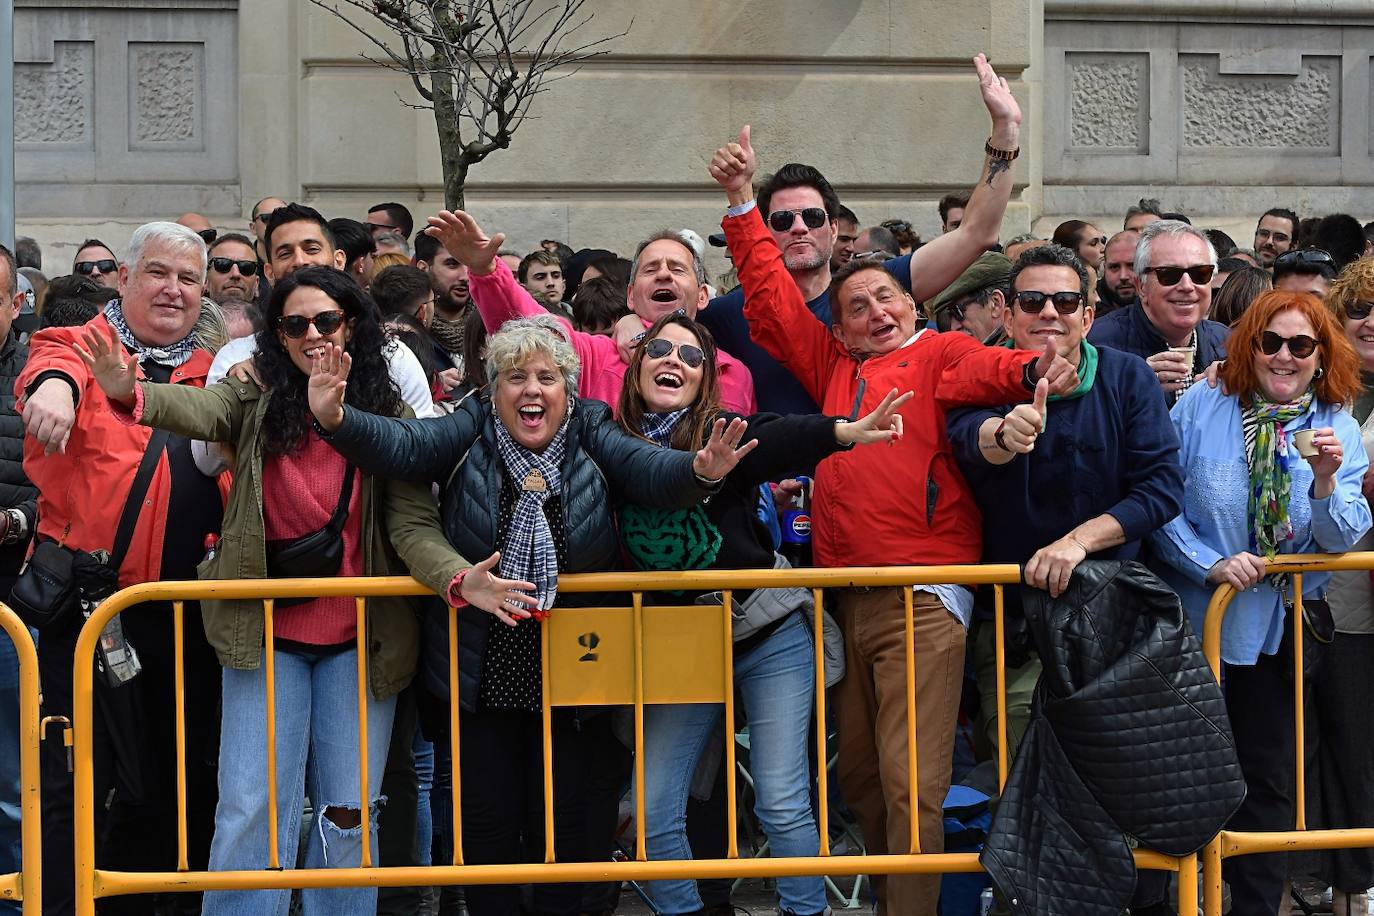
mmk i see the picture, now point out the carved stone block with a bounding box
[130,42,204,149]
[14,41,94,146]
[1067,52,1149,152]
[1182,55,1339,150]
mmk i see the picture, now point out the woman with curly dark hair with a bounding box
[74,265,441,915]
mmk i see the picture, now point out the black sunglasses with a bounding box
[275,310,347,338]
[197,228,218,244]
[767,208,828,232]
[74,259,118,276]
[209,257,259,277]
[1143,264,1215,287]
[1274,248,1335,271]
[1344,301,1374,321]
[642,337,705,369]
[1013,290,1084,315]
[1259,330,1318,359]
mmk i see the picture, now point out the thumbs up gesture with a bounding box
[1000,377,1049,454]
[1030,337,1080,397]
[709,125,757,199]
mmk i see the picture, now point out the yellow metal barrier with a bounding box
[0,604,42,914]
[70,567,1196,913]
[1199,551,1374,916]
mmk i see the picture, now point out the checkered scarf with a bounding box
[103,300,198,368]
[493,400,572,610]
[639,409,689,448]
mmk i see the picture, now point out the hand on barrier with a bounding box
[709,124,756,196]
[1206,551,1267,591]
[424,210,504,276]
[460,551,539,626]
[1031,338,1079,397]
[308,342,350,433]
[73,323,137,407]
[836,387,912,446]
[693,416,759,482]
[1000,378,1049,454]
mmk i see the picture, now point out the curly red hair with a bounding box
[1218,290,1361,406]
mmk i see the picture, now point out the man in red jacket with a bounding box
[710,56,1079,914]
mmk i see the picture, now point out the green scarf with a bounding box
[1244,390,1314,559]
[1000,339,1099,401]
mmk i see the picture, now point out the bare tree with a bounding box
[313,0,629,210]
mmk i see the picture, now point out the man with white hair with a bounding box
[18,221,225,914]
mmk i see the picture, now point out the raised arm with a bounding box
[905,54,1022,302]
[426,210,556,334]
[710,126,842,401]
[309,342,482,482]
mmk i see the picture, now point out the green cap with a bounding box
[926,251,1013,321]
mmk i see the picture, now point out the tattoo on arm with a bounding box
[985,156,1011,188]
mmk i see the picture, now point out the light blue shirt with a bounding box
[918,584,974,628]
[1150,383,1371,665]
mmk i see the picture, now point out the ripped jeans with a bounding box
[202,646,396,916]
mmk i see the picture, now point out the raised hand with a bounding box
[837,388,913,446]
[1031,338,1079,397]
[1000,378,1049,454]
[708,125,757,202]
[72,323,138,407]
[1305,426,1343,485]
[692,417,760,482]
[459,551,540,626]
[423,210,505,275]
[307,342,351,433]
[973,53,1022,133]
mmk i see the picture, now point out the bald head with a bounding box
[177,212,213,234]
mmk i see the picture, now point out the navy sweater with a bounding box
[947,345,1185,619]
[1087,302,1230,406]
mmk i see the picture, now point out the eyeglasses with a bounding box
[1255,228,1292,244]
[1013,290,1084,315]
[275,310,347,338]
[642,337,705,369]
[197,228,218,244]
[1258,330,1318,359]
[209,257,259,277]
[1274,248,1335,272]
[1142,264,1215,286]
[1344,301,1374,321]
[767,208,828,232]
[74,259,117,276]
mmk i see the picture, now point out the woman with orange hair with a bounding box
[1151,290,1371,915]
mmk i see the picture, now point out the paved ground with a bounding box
[611,878,877,914]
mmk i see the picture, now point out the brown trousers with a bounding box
[835,587,967,916]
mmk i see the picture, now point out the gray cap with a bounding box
[926,251,1013,321]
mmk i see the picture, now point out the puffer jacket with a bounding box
[323,393,714,712]
[980,560,1246,916]
[0,331,36,577]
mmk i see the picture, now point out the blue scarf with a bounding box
[639,409,689,448]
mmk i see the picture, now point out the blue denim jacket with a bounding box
[1150,382,1371,665]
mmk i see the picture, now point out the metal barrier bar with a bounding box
[903,586,919,854]
[812,587,829,857]
[354,597,372,867]
[722,589,738,860]
[172,600,188,872]
[445,603,462,866]
[69,566,1190,906]
[263,599,281,871]
[993,583,1008,790]
[1199,552,1374,916]
[0,605,42,914]
[540,605,556,864]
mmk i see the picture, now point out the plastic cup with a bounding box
[1294,429,1320,458]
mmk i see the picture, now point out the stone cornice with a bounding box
[1046,0,1372,21]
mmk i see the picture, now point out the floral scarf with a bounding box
[1242,390,1314,558]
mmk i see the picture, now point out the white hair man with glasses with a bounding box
[1088,219,1230,404]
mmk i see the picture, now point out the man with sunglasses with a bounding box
[947,249,1182,916]
[1273,247,1338,299]
[1088,220,1229,405]
[1254,207,1299,268]
[176,212,217,246]
[204,233,260,310]
[926,251,1012,341]
[249,196,287,244]
[72,239,120,290]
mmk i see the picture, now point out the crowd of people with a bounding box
[2,52,1374,916]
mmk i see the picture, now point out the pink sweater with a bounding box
[468,260,758,416]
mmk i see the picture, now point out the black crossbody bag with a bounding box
[264,465,356,580]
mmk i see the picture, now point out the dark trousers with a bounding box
[457,706,615,916]
[377,686,421,914]
[39,602,220,915]
[1223,650,1295,916]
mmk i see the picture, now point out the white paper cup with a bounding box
[1294,429,1320,458]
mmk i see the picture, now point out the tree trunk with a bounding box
[430,69,467,211]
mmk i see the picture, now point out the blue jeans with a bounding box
[0,627,24,915]
[643,611,825,915]
[413,729,434,867]
[202,647,396,916]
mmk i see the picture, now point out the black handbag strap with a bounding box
[110,428,172,570]
[324,465,357,536]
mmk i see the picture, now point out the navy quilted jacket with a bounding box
[980,560,1246,916]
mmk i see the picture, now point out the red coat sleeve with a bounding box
[931,332,1038,409]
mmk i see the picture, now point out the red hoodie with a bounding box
[727,206,1036,568]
